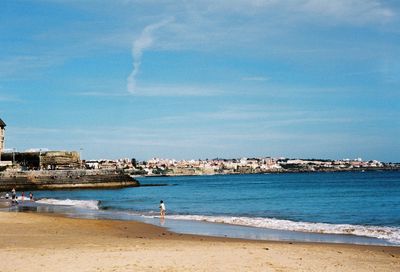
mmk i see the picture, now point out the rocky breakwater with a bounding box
[0,169,140,191]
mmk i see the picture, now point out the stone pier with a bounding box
[0,169,139,191]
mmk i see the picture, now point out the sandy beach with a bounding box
[0,212,398,271]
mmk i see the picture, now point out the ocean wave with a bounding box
[36,198,100,210]
[166,214,400,244]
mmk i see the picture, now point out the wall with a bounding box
[0,169,139,191]
[0,127,4,153]
[1,151,81,170]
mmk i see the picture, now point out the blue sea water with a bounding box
[6,171,400,245]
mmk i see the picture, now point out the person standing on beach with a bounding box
[21,192,25,202]
[29,192,33,201]
[159,200,166,218]
[10,188,18,205]
[11,188,16,204]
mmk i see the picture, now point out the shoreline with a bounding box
[138,168,400,178]
[3,202,398,247]
[2,199,398,247]
[1,211,399,271]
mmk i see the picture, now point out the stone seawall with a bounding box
[0,170,139,191]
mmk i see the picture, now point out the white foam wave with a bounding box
[167,215,400,244]
[36,198,100,210]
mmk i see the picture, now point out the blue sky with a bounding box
[0,0,399,161]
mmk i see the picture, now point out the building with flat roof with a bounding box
[0,118,81,170]
[0,118,5,154]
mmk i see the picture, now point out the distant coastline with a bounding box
[132,157,400,177]
[140,167,399,178]
[1,150,399,191]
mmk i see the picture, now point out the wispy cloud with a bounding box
[8,116,398,160]
[0,88,24,103]
[127,18,174,94]
[76,84,224,97]
[0,55,65,80]
[136,84,224,97]
[3,0,399,161]
[2,0,396,83]
[298,0,395,24]
[0,95,16,102]
[242,76,269,81]
[77,91,131,97]
[140,101,383,126]
[186,0,395,25]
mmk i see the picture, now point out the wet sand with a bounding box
[0,212,399,271]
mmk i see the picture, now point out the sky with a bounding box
[0,0,399,161]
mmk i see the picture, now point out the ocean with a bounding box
[5,171,400,246]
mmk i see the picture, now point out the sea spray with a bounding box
[166,214,400,244]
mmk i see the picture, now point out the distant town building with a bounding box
[0,118,6,153]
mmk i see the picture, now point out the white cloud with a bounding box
[39,0,396,55]
[3,0,396,83]
[0,55,65,80]
[77,84,224,97]
[148,108,368,126]
[298,0,395,25]
[180,0,395,25]
[242,76,269,81]
[127,18,174,94]
[136,84,224,97]
[77,91,130,97]
[0,88,23,103]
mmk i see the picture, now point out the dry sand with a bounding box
[0,212,399,272]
